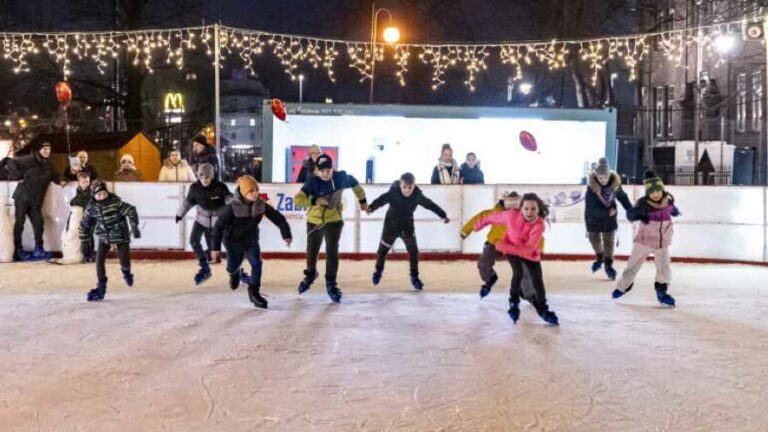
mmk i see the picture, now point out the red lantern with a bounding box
[519,130,537,152]
[55,81,72,106]
[271,98,287,122]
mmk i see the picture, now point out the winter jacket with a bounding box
[7,152,62,205]
[211,187,292,251]
[114,168,144,182]
[461,202,507,244]
[369,181,446,233]
[627,193,680,249]
[177,180,233,228]
[191,146,219,177]
[79,193,140,249]
[69,186,91,209]
[474,209,545,262]
[431,159,461,184]
[0,157,13,180]
[459,163,485,185]
[584,172,632,233]
[158,158,196,182]
[294,171,367,225]
[63,163,98,182]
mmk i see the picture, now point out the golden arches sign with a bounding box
[164,92,184,111]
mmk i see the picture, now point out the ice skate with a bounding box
[298,271,317,294]
[326,279,342,303]
[655,282,675,307]
[410,275,424,291]
[479,273,498,298]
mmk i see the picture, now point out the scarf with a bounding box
[437,159,461,184]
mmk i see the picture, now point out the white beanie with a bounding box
[120,154,135,164]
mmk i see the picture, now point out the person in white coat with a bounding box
[158,149,196,182]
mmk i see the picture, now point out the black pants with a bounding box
[375,222,420,276]
[305,221,343,282]
[190,222,212,265]
[507,255,549,313]
[13,199,44,250]
[96,242,131,283]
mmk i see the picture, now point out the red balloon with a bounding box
[271,98,287,122]
[519,130,537,152]
[55,81,72,105]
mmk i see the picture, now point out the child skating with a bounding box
[175,163,232,285]
[584,158,632,280]
[461,191,520,297]
[473,193,559,325]
[210,176,292,309]
[294,154,367,303]
[367,172,449,290]
[79,180,141,301]
[612,170,680,307]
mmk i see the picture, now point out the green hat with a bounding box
[644,170,665,195]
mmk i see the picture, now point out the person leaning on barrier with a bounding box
[114,154,144,182]
[431,143,461,185]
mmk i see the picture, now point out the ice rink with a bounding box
[1,258,767,431]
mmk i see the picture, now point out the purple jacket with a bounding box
[627,194,680,249]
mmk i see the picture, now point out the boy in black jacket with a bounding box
[367,173,449,290]
[80,180,141,301]
[210,176,292,309]
[175,163,232,285]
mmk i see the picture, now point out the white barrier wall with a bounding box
[2,181,767,263]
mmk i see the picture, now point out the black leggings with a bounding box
[508,255,550,313]
[13,200,44,250]
[190,222,212,265]
[96,242,131,282]
[305,221,343,282]
[375,224,420,276]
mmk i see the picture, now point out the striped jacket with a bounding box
[79,194,140,248]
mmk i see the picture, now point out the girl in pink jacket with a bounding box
[612,171,679,306]
[474,193,559,326]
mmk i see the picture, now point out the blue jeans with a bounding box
[226,242,263,287]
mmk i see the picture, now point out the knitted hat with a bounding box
[193,135,209,147]
[197,163,215,179]
[316,154,333,170]
[237,175,259,197]
[644,170,665,195]
[37,141,52,151]
[91,179,109,197]
[595,157,610,176]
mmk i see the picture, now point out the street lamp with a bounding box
[298,74,305,103]
[714,34,736,54]
[518,82,533,95]
[370,2,400,104]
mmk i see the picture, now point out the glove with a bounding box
[175,215,182,224]
[132,226,142,239]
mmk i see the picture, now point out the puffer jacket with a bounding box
[7,152,62,204]
[211,187,292,250]
[294,170,367,225]
[474,208,545,262]
[79,193,140,248]
[584,172,632,233]
[627,193,680,249]
[158,158,196,182]
[177,180,232,228]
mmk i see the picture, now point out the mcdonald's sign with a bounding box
[163,92,185,112]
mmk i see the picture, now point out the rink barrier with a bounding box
[2,181,768,265]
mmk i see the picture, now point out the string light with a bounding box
[0,18,760,92]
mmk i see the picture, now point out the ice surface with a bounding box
[1,259,767,431]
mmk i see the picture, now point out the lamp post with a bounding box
[369,2,400,104]
[299,74,305,103]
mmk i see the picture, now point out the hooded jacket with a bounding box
[584,172,633,233]
[79,193,139,248]
[177,179,232,228]
[158,158,196,182]
[459,162,485,184]
[369,181,446,232]
[461,201,507,245]
[211,187,292,251]
[294,170,367,225]
[474,209,545,262]
[191,146,220,177]
[7,151,62,205]
[627,193,680,249]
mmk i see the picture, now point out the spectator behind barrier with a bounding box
[114,154,144,182]
[460,152,485,185]
[191,135,220,179]
[64,150,99,182]
[296,144,322,183]
[158,148,196,182]
[431,143,461,185]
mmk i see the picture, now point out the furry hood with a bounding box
[588,172,622,195]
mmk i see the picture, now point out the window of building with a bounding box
[249,118,256,127]
[230,118,237,126]
[665,85,675,137]
[751,71,763,132]
[737,73,747,133]
[654,86,664,137]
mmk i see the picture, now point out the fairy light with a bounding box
[0,18,761,93]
